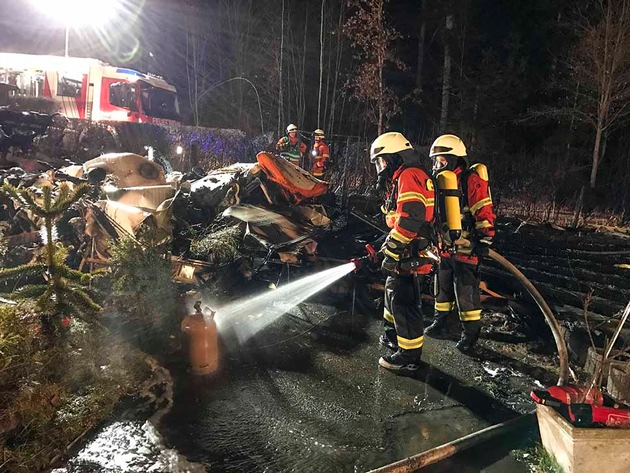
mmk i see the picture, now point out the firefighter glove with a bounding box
[381,255,398,275]
[381,233,406,260]
[473,236,492,257]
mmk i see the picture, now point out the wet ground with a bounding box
[157,286,545,473]
[48,220,629,472]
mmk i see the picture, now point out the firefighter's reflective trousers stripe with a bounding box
[383,274,425,350]
[435,256,481,322]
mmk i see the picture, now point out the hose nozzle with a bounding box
[351,244,380,272]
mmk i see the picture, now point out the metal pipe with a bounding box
[367,412,534,473]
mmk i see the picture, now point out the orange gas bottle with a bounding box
[181,301,219,375]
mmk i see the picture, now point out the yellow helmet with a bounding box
[286,124,298,133]
[314,128,325,138]
[429,134,467,158]
[369,132,413,163]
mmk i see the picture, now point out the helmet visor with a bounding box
[374,156,388,175]
[432,155,448,173]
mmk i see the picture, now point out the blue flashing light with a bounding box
[115,68,146,78]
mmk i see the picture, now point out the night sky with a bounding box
[1,0,558,109]
[0,0,589,152]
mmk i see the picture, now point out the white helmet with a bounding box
[429,134,467,158]
[314,128,325,138]
[370,132,413,162]
[286,124,298,133]
[370,132,413,175]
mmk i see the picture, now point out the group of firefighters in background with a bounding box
[274,123,494,375]
[370,131,495,374]
[275,123,331,178]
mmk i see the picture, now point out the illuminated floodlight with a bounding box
[176,145,184,155]
[32,0,121,26]
[31,0,122,56]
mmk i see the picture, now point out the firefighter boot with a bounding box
[379,333,398,351]
[456,320,481,354]
[424,311,449,337]
[380,322,398,350]
[379,348,422,372]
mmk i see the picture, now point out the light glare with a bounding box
[31,0,121,26]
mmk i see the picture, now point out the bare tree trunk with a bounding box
[458,11,467,134]
[623,146,630,223]
[377,0,384,135]
[590,121,603,188]
[299,3,309,127]
[328,4,345,135]
[378,64,383,135]
[565,81,580,162]
[572,185,585,228]
[440,15,453,131]
[318,0,325,126]
[185,33,197,126]
[471,83,479,147]
[277,0,286,135]
[416,1,426,91]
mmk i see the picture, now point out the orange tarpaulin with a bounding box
[256,151,328,204]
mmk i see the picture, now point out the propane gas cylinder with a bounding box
[181,301,219,375]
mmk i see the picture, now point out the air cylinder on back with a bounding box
[436,170,462,243]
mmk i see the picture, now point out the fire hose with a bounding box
[357,244,569,472]
[486,248,569,386]
[455,237,568,386]
[353,237,569,386]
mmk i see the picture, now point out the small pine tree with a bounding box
[0,182,101,339]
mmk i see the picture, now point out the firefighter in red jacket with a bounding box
[310,128,330,178]
[424,134,496,353]
[276,123,307,167]
[370,132,436,372]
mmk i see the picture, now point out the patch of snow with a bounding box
[481,361,521,378]
[55,420,206,473]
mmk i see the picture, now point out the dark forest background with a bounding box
[3,0,630,221]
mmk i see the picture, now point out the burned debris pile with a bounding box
[0,121,346,302]
[0,113,357,472]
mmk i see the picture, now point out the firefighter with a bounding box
[276,123,307,167]
[370,132,436,372]
[310,128,331,178]
[424,134,496,353]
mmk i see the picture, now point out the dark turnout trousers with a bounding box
[383,274,425,352]
[434,256,482,347]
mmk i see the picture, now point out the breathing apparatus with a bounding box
[435,170,462,246]
[429,134,468,248]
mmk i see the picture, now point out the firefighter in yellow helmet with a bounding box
[370,132,436,373]
[276,123,307,167]
[425,134,496,353]
[310,129,331,178]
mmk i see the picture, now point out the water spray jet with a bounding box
[214,262,356,344]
